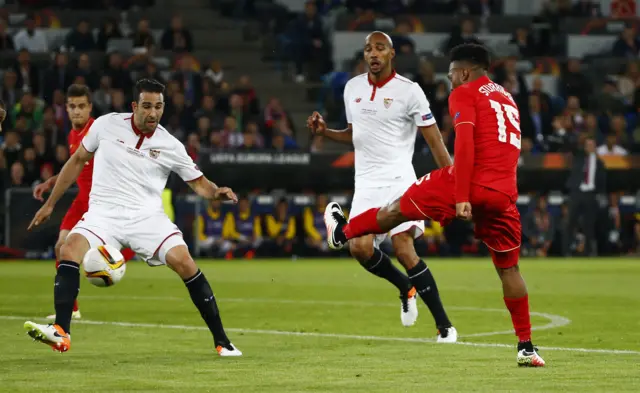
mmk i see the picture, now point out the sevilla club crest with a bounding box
[383,98,393,108]
[149,149,160,159]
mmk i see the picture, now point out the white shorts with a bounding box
[350,181,425,247]
[69,206,186,266]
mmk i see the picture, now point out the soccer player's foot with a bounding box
[436,326,458,343]
[24,321,71,353]
[46,310,82,320]
[216,342,242,357]
[324,202,348,250]
[517,341,545,367]
[400,287,418,327]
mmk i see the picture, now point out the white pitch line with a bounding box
[2,315,638,355]
[2,295,572,338]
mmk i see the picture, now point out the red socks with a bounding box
[121,248,136,262]
[504,294,532,342]
[343,208,383,240]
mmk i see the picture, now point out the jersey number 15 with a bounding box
[489,99,521,150]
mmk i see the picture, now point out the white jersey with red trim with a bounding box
[343,71,436,189]
[82,112,202,213]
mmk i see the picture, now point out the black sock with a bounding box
[54,261,80,333]
[407,260,452,330]
[360,249,411,293]
[184,270,231,347]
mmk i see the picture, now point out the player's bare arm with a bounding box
[187,176,238,203]
[307,111,353,144]
[28,145,93,230]
[33,174,59,202]
[419,124,453,167]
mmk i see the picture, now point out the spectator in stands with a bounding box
[74,53,99,90]
[194,95,225,131]
[32,132,54,168]
[39,162,54,185]
[204,61,225,87]
[583,113,601,141]
[50,90,66,129]
[239,130,260,151]
[612,24,640,58]
[443,19,477,54]
[105,52,132,91]
[140,62,165,86]
[271,132,297,151]
[227,93,248,132]
[22,147,39,185]
[530,77,553,116]
[264,198,296,256]
[303,193,329,255]
[53,144,68,173]
[572,0,601,16]
[244,121,265,148]
[168,91,195,131]
[495,57,529,107]
[13,14,48,53]
[209,130,225,149]
[1,70,19,111]
[347,7,376,32]
[195,116,211,143]
[233,76,260,116]
[9,161,27,187]
[173,56,203,108]
[222,195,262,259]
[2,130,22,169]
[389,21,415,54]
[196,199,234,258]
[96,17,123,52]
[415,60,437,107]
[65,19,96,52]
[592,80,627,116]
[12,92,43,131]
[523,195,555,257]
[131,18,155,50]
[564,96,585,130]
[559,59,591,107]
[221,116,243,148]
[92,76,112,115]
[511,27,536,58]
[109,89,127,113]
[43,53,71,105]
[185,133,200,161]
[617,61,640,102]
[609,115,630,148]
[548,114,576,152]
[522,95,552,152]
[421,219,448,256]
[14,49,40,97]
[291,0,328,83]
[161,15,193,53]
[0,18,15,51]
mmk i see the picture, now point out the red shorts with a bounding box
[399,167,521,254]
[60,198,89,231]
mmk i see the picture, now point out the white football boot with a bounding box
[400,287,419,327]
[24,321,71,352]
[216,343,243,357]
[324,202,348,250]
[436,326,458,343]
[517,344,545,367]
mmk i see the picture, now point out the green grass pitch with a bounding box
[1,258,639,392]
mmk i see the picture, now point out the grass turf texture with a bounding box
[1,258,639,392]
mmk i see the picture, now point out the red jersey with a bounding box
[449,76,521,202]
[67,118,95,201]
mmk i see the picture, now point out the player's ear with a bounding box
[131,101,137,112]
[390,48,396,60]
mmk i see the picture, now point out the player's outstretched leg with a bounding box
[164,245,242,357]
[492,249,545,367]
[324,203,404,249]
[25,233,89,353]
[46,231,81,320]
[392,232,457,340]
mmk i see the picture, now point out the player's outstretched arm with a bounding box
[419,124,453,168]
[307,111,353,144]
[187,176,238,204]
[46,145,93,208]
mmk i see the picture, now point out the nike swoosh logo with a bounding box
[53,332,69,339]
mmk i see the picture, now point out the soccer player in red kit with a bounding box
[324,44,545,367]
[33,85,135,320]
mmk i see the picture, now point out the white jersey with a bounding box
[81,112,203,213]
[344,71,436,188]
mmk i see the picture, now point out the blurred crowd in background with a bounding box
[0,0,639,258]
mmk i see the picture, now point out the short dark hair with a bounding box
[135,78,165,101]
[450,43,491,70]
[66,84,92,102]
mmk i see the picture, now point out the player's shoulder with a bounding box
[449,84,477,103]
[156,124,185,149]
[345,73,369,89]
[93,112,130,127]
[392,73,416,86]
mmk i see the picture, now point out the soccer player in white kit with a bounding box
[308,32,457,341]
[24,79,242,356]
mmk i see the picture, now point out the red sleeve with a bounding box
[449,88,477,203]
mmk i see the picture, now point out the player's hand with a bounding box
[214,187,238,203]
[28,204,54,231]
[455,202,472,221]
[33,179,54,202]
[307,111,327,135]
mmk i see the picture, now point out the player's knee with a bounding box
[54,240,64,260]
[164,245,198,279]
[349,239,374,262]
[392,235,419,268]
[491,248,520,271]
[59,235,89,263]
